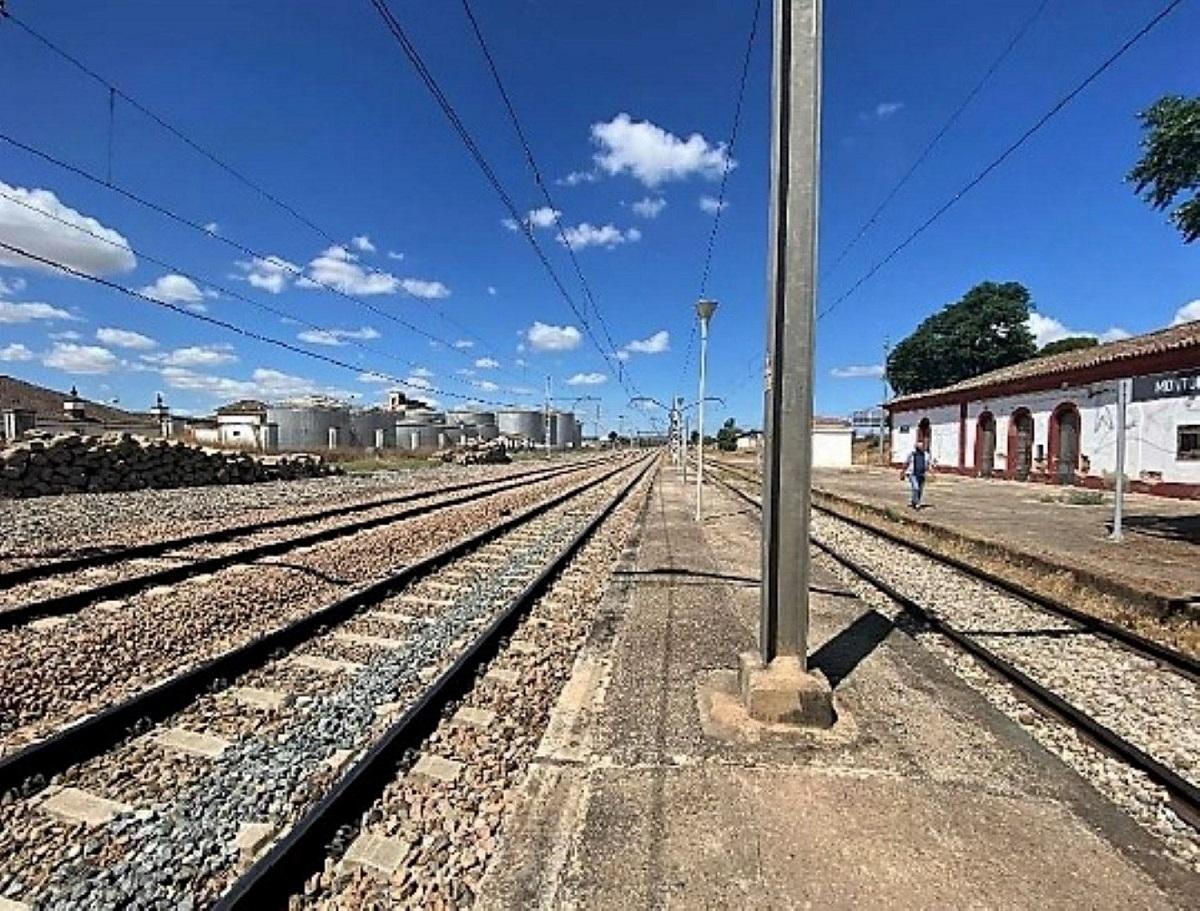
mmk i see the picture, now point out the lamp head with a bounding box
[695,298,718,323]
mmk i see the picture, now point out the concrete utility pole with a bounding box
[880,336,890,466]
[695,299,718,522]
[543,375,552,457]
[741,0,832,727]
[1110,378,1130,542]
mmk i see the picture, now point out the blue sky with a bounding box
[0,0,1196,434]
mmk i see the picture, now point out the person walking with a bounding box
[902,438,930,509]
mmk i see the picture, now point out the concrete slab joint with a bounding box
[738,652,834,728]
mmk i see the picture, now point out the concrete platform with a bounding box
[810,464,1198,606]
[478,469,1197,910]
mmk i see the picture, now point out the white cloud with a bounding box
[0,180,136,277]
[624,329,670,355]
[410,366,435,378]
[631,197,667,218]
[145,344,237,368]
[235,255,300,295]
[387,250,405,261]
[871,101,904,120]
[699,195,728,215]
[830,364,885,379]
[0,276,27,296]
[96,327,157,350]
[557,170,599,186]
[404,375,434,391]
[591,113,733,187]
[49,330,81,340]
[0,301,78,323]
[400,278,450,299]
[487,285,497,296]
[527,321,582,352]
[452,339,475,350]
[139,274,208,308]
[1171,299,1200,325]
[472,379,500,393]
[567,372,607,386]
[559,222,640,250]
[502,206,562,233]
[300,245,400,296]
[159,366,348,402]
[514,357,527,368]
[43,342,120,375]
[474,357,500,369]
[297,326,381,346]
[0,343,34,362]
[351,235,376,253]
[203,222,220,235]
[358,372,392,385]
[1027,313,1130,348]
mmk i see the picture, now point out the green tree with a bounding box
[886,281,1037,396]
[716,417,740,452]
[1038,336,1098,358]
[1128,95,1200,243]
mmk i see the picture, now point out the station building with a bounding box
[887,321,1200,498]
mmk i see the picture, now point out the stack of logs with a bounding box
[0,433,339,499]
[437,440,512,466]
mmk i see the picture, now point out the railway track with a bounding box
[700,457,1200,832]
[0,453,656,908]
[0,456,613,629]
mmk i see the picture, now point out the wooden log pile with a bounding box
[0,433,339,499]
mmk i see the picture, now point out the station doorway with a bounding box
[975,412,996,477]
[1008,408,1034,481]
[1050,403,1081,484]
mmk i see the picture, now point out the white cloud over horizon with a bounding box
[43,342,120,375]
[1171,299,1200,325]
[1027,312,1130,348]
[631,197,666,218]
[830,364,885,379]
[96,327,157,350]
[0,300,78,323]
[297,326,381,346]
[624,329,670,355]
[351,235,376,253]
[699,195,728,215]
[0,343,34,362]
[566,372,607,386]
[145,344,238,368]
[0,180,136,277]
[559,222,641,250]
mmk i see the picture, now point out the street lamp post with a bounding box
[695,299,718,522]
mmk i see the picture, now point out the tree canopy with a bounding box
[716,417,740,452]
[1038,336,1098,358]
[1128,95,1200,244]
[886,281,1037,396]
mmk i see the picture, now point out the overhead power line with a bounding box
[0,129,530,388]
[0,9,517,374]
[818,0,1186,322]
[0,238,511,405]
[366,0,629,392]
[458,0,635,397]
[0,185,515,402]
[0,237,516,407]
[822,0,1053,281]
[679,0,764,392]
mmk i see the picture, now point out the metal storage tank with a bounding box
[497,409,543,443]
[550,411,575,449]
[477,424,499,441]
[349,409,393,448]
[266,405,349,451]
[394,422,439,450]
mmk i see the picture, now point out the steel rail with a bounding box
[705,459,1199,680]
[0,457,613,630]
[216,454,657,908]
[0,456,645,794]
[699,461,1200,829]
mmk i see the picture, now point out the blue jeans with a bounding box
[909,473,925,508]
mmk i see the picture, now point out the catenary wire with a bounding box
[458,0,636,397]
[0,186,523,402]
[365,0,628,391]
[817,0,1186,322]
[822,0,1054,281]
[0,129,530,388]
[0,8,521,375]
[0,238,517,407]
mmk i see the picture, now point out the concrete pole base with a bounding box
[738,652,834,728]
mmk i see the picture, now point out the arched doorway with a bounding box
[1049,403,1081,484]
[917,417,931,449]
[975,411,996,477]
[1007,408,1034,480]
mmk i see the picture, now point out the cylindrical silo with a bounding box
[497,409,543,445]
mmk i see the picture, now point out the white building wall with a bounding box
[812,427,853,468]
[893,379,1200,486]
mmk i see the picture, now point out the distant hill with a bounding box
[0,374,149,423]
